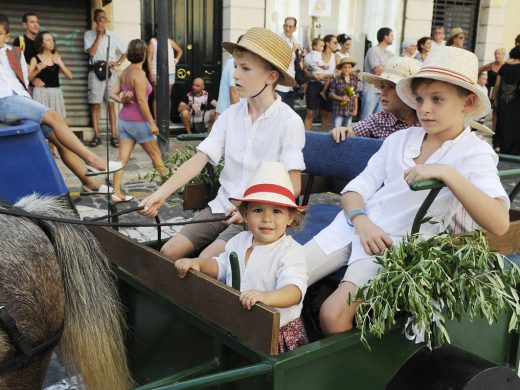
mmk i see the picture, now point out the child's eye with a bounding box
[252,208,262,213]
[273,209,282,214]
[433,96,444,103]
[415,96,423,104]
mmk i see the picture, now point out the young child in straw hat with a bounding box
[176,161,308,352]
[329,57,358,128]
[304,45,510,336]
[139,28,305,262]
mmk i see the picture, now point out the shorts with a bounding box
[179,207,244,252]
[342,257,383,287]
[88,70,118,104]
[0,94,48,124]
[305,81,323,110]
[118,119,155,144]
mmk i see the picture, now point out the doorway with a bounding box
[141,0,223,123]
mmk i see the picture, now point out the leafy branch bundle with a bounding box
[146,145,224,203]
[354,230,520,349]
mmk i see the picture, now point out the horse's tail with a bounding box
[15,195,132,390]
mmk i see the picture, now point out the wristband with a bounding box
[345,209,367,227]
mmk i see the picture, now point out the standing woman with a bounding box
[479,48,506,95]
[414,37,432,62]
[491,46,520,154]
[147,31,183,119]
[320,34,338,131]
[110,39,165,202]
[336,33,352,61]
[446,27,465,48]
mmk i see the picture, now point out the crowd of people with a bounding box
[1,8,519,354]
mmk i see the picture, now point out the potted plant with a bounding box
[353,230,520,350]
[146,145,224,210]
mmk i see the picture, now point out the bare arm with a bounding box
[146,41,155,83]
[404,164,509,235]
[170,39,183,62]
[87,31,104,57]
[108,77,122,102]
[133,72,158,132]
[53,53,73,79]
[175,257,219,278]
[239,285,302,310]
[28,57,41,81]
[139,152,210,217]
[289,170,301,198]
[342,191,393,255]
[478,63,491,74]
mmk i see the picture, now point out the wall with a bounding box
[501,0,519,54]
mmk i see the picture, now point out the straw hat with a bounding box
[229,162,305,209]
[363,56,422,87]
[396,46,491,121]
[221,27,295,87]
[336,57,357,70]
[449,27,466,39]
[468,120,494,135]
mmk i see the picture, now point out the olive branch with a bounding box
[354,230,520,350]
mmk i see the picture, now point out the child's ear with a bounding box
[266,69,280,86]
[287,211,294,227]
[463,93,477,113]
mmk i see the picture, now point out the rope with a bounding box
[0,204,230,229]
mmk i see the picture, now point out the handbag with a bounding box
[90,61,112,81]
[294,49,309,86]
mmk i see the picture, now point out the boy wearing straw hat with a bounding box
[305,46,510,335]
[176,161,308,352]
[331,56,422,141]
[140,28,306,262]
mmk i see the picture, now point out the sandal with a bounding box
[111,136,120,148]
[111,193,134,203]
[89,136,101,147]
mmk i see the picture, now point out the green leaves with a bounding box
[145,145,224,204]
[355,230,520,349]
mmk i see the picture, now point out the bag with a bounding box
[90,61,112,81]
[294,49,309,86]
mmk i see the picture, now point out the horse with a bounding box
[0,194,132,389]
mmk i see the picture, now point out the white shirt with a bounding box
[149,38,176,76]
[314,127,509,263]
[276,32,297,94]
[0,45,29,98]
[84,29,126,63]
[197,96,306,213]
[215,231,307,327]
[305,50,326,73]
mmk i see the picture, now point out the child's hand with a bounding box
[404,164,450,184]
[354,216,393,255]
[240,289,267,310]
[138,193,165,218]
[175,258,200,278]
[225,207,243,225]
[331,126,355,143]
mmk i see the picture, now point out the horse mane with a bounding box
[0,195,132,389]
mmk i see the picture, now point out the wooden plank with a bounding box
[88,226,280,355]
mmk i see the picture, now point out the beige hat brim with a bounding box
[468,120,494,135]
[222,41,296,87]
[336,60,357,69]
[396,73,491,121]
[363,72,398,88]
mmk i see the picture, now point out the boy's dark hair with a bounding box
[515,34,520,46]
[411,77,471,97]
[237,202,305,230]
[93,8,105,21]
[22,12,38,23]
[311,37,323,49]
[416,36,431,53]
[35,31,56,54]
[0,13,10,33]
[509,46,520,60]
[337,33,352,45]
[377,27,392,43]
[127,39,147,63]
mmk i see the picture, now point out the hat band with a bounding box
[417,67,475,85]
[244,184,295,203]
